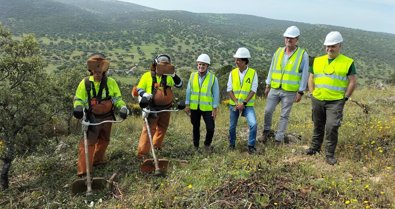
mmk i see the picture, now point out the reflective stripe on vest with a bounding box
[270,47,305,91]
[189,72,215,111]
[312,54,353,101]
[229,68,256,106]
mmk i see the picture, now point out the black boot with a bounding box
[326,156,337,165]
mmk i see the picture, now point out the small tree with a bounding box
[0,24,55,189]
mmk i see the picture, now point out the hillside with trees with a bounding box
[1,0,394,87]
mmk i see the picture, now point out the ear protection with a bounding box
[153,54,171,65]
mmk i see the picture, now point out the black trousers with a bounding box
[190,109,215,148]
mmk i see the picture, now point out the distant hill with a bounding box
[1,0,394,84]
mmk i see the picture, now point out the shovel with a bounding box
[140,117,169,176]
[71,112,123,195]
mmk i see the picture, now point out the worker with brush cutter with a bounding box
[135,54,183,159]
[73,53,129,177]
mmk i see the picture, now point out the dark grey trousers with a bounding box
[310,97,346,157]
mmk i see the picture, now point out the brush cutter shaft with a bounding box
[79,111,123,195]
[144,117,160,172]
[83,129,93,195]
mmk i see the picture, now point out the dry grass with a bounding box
[1,86,394,208]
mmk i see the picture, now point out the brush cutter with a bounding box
[139,101,185,176]
[71,111,123,196]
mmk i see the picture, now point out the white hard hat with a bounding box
[233,47,251,58]
[283,26,300,38]
[324,31,343,46]
[196,54,211,64]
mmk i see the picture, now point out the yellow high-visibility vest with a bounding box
[312,54,353,101]
[270,47,305,91]
[137,71,175,94]
[74,76,125,109]
[189,72,215,111]
[229,68,256,106]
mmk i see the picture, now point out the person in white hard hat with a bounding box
[305,31,357,165]
[185,54,220,152]
[227,47,258,154]
[262,26,309,144]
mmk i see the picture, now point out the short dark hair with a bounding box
[241,58,249,65]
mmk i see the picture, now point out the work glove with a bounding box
[73,106,84,119]
[143,92,152,100]
[139,96,150,108]
[119,106,129,119]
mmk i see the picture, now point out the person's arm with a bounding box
[108,78,126,109]
[137,72,148,97]
[172,74,183,88]
[238,72,257,111]
[212,77,220,118]
[212,77,220,108]
[74,79,88,108]
[184,76,192,116]
[345,75,357,98]
[185,77,192,106]
[295,51,309,102]
[308,73,315,94]
[227,73,237,103]
[298,51,309,92]
[264,53,275,96]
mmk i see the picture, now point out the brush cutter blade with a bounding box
[71,177,108,195]
[140,159,169,174]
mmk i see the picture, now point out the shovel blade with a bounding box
[71,177,108,195]
[140,159,169,174]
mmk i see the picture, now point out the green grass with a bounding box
[1,86,394,208]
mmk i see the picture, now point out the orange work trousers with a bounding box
[137,111,171,158]
[77,118,112,176]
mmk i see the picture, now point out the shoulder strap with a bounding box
[150,71,157,95]
[97,76,109,102]
[84,76,93,110]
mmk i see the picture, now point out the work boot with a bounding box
[274,140,282,146]
[259,130,270,143]
[247,146,256,154]
[305,148,320,155]
[194,146,201,154]
[204,145,213,153]
[228,144,236,150]
[326,156,337,165]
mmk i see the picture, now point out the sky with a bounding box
[119,0,395,34]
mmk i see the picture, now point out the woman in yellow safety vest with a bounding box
[185,54,220,152]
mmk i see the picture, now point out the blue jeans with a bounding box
[264,88,297,141]
[229,105,257,147]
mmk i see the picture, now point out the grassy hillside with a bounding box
[1,86,394,208]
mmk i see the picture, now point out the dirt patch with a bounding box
[205,167,320,209]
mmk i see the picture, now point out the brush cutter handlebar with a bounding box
[81,119,123,126]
